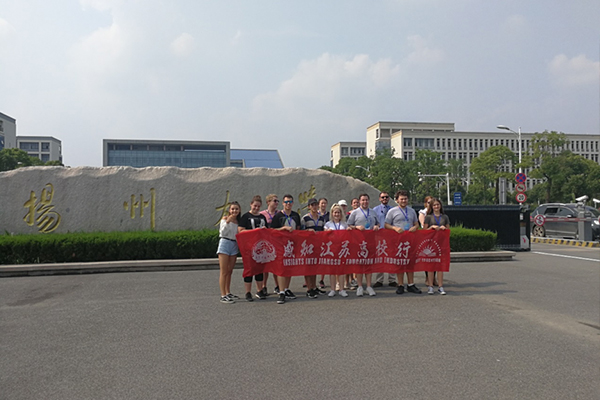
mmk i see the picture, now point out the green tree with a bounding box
[524,130,570,203]
[470,146,517,204]
[0,148,43,171]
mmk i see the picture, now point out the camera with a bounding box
[575,195,588,202]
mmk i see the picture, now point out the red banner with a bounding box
[237,229,450,277]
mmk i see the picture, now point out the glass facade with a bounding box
[230,149,283,168]
[107,149,227,168]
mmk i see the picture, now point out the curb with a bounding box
[0,251,516,278]
[531,237,599,248]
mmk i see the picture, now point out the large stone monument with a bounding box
[0,167,381,234]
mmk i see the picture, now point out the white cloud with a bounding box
[79,0,122,12]
[548,54,599,87]
[503,14,527,32]
[0,17,15,40]
[70,21,130,77]
[406,34,444,65]
[252,53,401,119]
[231,29,242,45]
[170,33,195,57]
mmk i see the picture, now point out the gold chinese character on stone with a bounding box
[124,188,156,230]
[23,183,62,233]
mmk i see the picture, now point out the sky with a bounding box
[1,0,599,168]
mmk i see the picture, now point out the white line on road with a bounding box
[532,251,599,263]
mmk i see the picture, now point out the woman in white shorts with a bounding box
[217,201,241,303]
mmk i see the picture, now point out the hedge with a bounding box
[0,227,496,265]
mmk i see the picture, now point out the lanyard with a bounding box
[282,211,293,226]
[434,214,442,226]
[309,213,320,229]
[360,207,370,222]
[398,206,409,222]
[334,221,341,230]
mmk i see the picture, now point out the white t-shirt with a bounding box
[219,219,238,240]
[324,220,348,230]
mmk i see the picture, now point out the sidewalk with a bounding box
[0,251,516,277]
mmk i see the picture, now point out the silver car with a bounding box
[530,203,600,240]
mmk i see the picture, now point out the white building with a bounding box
[17,136,63,163]
[332,121,600,189]
[0,112,17,151]
[330,141,366,167]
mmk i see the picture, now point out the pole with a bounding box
[446,173,451,205]
[517,127,522,173]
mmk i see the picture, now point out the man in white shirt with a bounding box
[372,191,397,288]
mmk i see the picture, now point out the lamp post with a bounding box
[418,172,451,205]
[496,125,522,173]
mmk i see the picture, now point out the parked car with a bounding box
[530,203,600,240]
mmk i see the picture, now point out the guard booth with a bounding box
[442,205,531,251]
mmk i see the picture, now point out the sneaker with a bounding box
[277,293,286,304]
[389,282,398,287]
[366,286,376,296]
[407,284,422,294]
[428,286,434,295]
[438,287,446,295]
[302,284,307,288]
[396,285,405,295]
[340,290,349,297]
[306,289,318,299]
[220,296,235,304]
[261,287,270,297]
[273,286,279,295]
[319,280,325,288]
[328,290,336,297]
[245,292,254,302]
[373,282,383,288]
[227,293,240,299]
[350,279,358,289]
[315,287,327,295]
[356,286,364,297]
[255,290,267,300]
[284,289,297,300]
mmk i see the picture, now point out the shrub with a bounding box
[449,226,497,252]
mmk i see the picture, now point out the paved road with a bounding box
[1,243,598,400]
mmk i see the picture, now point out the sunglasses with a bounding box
[283,200,293,204]
[272,199,280,203]
[380,196,389,199]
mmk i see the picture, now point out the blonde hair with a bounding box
[329,203,346,222]
[265,194,278,203]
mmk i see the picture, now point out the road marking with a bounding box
[532,251,599,263]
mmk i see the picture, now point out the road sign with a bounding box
[515,173,527,183]
[534,214,545,226]
[453,192,462,206]
[515,183,526,193]
[516,192,527,203]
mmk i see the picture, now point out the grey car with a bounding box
[530,203,600,240]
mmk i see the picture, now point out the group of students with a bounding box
[217,191,450,304]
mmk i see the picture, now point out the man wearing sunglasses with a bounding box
[260,194,280,295]
[373,192,397,288]
[270,194,302,304]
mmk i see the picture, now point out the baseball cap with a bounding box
[338,199,348,206]
[308,198,318,206]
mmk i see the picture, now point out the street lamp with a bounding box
[418,172,451,205]
[496,125,522,173]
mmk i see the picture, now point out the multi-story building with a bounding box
[17,136,63,163]
[0,112,17,151]
[103,139,284,168]
[330,141,366,167]
[333,121,600,190]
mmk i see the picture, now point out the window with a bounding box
[403,138,412,148]
[20,142,39,151]
[415,138,434,149]
[41,142,50,151]
[341,147,348,156]
[41,154,50,162]
[0,120,3,132]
